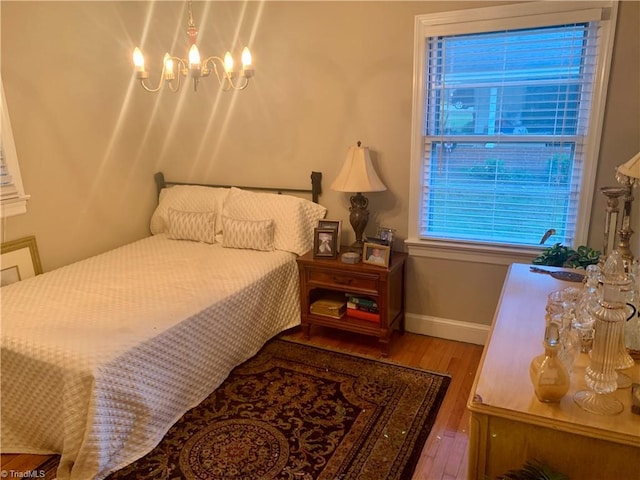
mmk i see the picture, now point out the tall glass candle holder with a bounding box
[599,187,626,264]
[574,251,630,415]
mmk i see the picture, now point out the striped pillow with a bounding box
[168,209,216,244]
[221,216,275,251]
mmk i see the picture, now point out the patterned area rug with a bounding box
[43,338,450,480]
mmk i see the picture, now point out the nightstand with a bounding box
[296,249,407,357]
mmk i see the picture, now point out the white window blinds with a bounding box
[410,2,616,250]
[1,143,19,200]
[1,81,29,217]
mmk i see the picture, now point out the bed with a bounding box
[0,172,325,480]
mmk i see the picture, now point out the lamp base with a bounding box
[349,193,370,253]
[350,239,365,254]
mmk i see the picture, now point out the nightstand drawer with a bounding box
[307,269,379,293]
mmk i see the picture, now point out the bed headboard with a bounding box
[154,171,323,204]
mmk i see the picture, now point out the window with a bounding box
[1,81,29,217]
[407,2,617,262]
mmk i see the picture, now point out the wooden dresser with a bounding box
[467,263,640,480]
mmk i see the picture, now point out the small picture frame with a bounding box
[314,228,338,259]
[318,219,342,252]
[376,226,396,245]
[363,242,390,267]
[1,235,43,286]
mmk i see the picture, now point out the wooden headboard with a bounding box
[154,171,323,204]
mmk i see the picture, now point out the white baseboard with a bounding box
[405,312,490,346]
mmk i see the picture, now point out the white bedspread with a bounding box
[1,234,301,479]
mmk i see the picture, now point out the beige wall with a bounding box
[2,1,639,330]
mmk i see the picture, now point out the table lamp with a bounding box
[330,141,386,252]
[615,151,640,269]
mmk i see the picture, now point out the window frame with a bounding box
[406,1,618,265]
[1,80,29,218]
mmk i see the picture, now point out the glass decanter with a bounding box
[545,288,579,372]
[573,264,601,353]
[574,251,630,415]
[530,322,570,403]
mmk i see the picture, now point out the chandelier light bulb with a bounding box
[188,44,201,71]
[223,52,234,73]
[163,54,175,81]
[164,54,173,70]
[241,47,254,78]
[132,47,145,72]
[241,47,252,68]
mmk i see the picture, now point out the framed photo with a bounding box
[376,226,396,245]
[313,228,338,259]
[318,219,342,252]
[363,242,390,267]
[1,235,42,286]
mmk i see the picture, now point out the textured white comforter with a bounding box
[1,234,301,479]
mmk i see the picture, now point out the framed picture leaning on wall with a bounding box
[376,226,396,246]
[1,235,42,286]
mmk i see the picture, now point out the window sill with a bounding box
[1,195,30,218]
[404,238,539,266]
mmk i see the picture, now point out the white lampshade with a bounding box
[617,151,640,180]
[330,144,387,193]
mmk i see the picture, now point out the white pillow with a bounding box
[221,216,275,251]
[168,209,216,244]
[222,187,327,255]
[150,185,229,235]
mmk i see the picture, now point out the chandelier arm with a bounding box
[201,57,250,91]
[138,78,164,93]
[202,57,231,91]
[223,74,249,91]
[202,57,226,78]
[167,79,180,93]
[136,59,174,93]
[230,77,250,90]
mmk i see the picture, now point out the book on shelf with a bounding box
[346,307,380,323]
[310,296,346,319]
[346,301,379,313]
[345,295,378,309]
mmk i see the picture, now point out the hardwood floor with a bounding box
[0,328,483,480]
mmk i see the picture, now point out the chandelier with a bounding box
[132,1,253,93]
